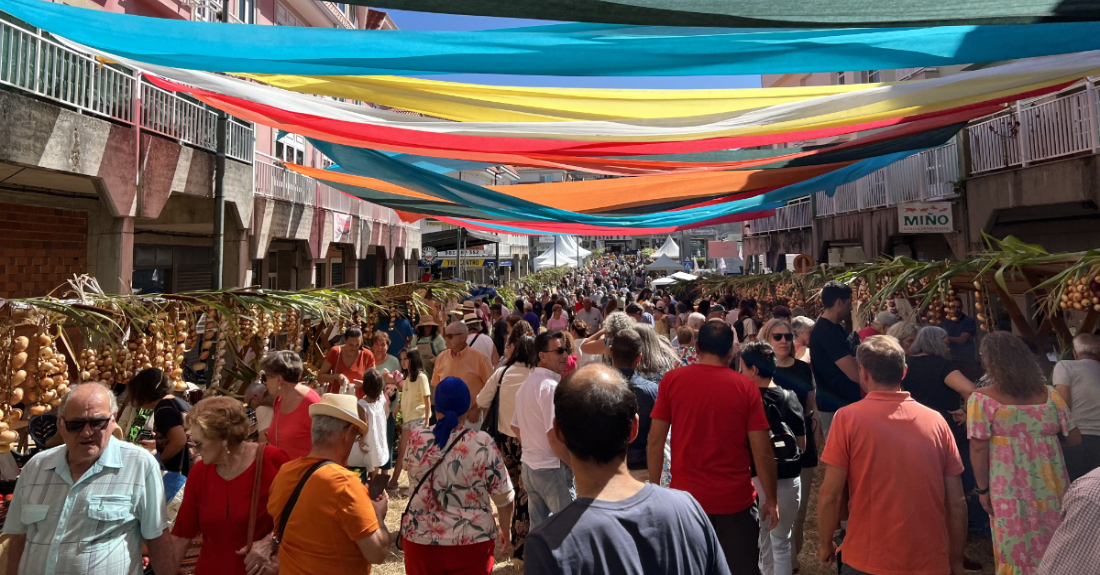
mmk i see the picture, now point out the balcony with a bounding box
[815,141,960,216]
[253,154,417,227]
[0,15,253,163]
[968,82,1100,174]
[744,198,812,236]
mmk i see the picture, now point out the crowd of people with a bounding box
[4,253,1100,575]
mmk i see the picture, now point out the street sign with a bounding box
[422,246,438,262]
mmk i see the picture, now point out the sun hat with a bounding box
[416,316,439,328]
[309,393,369,434]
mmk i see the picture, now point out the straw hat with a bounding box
[308,393,368,434]
[416,316,439,328]
[464,312,483,328]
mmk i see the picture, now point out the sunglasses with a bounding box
[546,347,568,355]
[771,333,795,342]
[63,418,111,433]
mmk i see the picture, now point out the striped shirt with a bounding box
[3,437,167,575]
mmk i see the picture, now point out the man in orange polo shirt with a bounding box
[432,320,494,428]
[817,335,968,575]
[264,394,391,575]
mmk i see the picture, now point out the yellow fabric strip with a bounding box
[241,74,883,122]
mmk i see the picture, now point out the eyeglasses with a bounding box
[62,418,111,433]
[546,347,568,355]
[771,333,794,342]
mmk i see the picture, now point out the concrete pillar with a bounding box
[224,226,251,289]
[93,216,134,294]
[384,256,396,286]
[344,248,359,288]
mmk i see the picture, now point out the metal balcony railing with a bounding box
[814,141,960,217]
[968,82,1100,174]
[0,15,253,164]
[744,198,813,236]
[253,154,418,229]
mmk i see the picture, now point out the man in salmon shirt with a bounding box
[817,335,968,575]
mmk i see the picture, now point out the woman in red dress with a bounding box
[317,327,376,396]
[168,397,290,575]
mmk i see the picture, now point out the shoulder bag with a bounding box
[243,442,268,553]
[397,428,472,550]
[273,459,333,551]
[481,366,511,441]
[765,390,803,465]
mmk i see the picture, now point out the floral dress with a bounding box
[401,425,514,546]
[967,389,1075,575]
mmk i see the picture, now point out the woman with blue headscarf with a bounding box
[400,376,515,573]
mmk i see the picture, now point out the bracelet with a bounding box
[975,486,990,495]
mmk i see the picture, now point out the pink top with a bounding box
[268,388,321,461]
[546,316,570,331]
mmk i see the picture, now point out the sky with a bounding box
[385,9,762,89]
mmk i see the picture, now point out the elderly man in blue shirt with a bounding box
[3,383,172,575]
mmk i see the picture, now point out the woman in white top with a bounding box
[1054,333,1100,480]
[475,334,537,564]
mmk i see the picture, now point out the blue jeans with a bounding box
[522,463,575,529]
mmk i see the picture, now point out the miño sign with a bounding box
[898,202,954,233]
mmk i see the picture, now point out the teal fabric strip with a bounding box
[358,0,1100,29]
[10,0,1100,76]
[311,137,932,227]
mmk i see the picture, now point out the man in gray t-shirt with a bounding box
[1053,333,1100,480]
[526,364,730,575]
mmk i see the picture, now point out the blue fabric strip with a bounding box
[9,0,1100,76]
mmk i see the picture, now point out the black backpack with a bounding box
[763,389,803,465]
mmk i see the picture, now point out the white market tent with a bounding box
[534,236,586,270]
[650,236,680,260]
[671,271,698,281]
[651,277,679,286]
[647,254,683,271]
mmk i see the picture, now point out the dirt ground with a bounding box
[374,466,996,575]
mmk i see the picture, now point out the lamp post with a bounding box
[210,0,229,289]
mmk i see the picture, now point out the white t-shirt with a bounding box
[255,405,274,433]
[349,396,390,469]
[467,332,495,360]
[1053,359,1100,436]
[511,367,563,469]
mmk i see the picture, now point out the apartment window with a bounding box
[274,141,304,165]
[836,72,846,85]
[864,70,881,83]
[315,263,327,288]
[539,175,553,183]
[237,0,254,23]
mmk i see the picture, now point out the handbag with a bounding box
[765,390,804,465]
[397,428,472,550]
[481,366,511,440]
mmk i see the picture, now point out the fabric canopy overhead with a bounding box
[350,0,1100,28]
[299,138,855,215]
[127,51,1097,144]
[243,74,885,123]
[651,236,681,260]
[647,255,684,271]
[14,0,1100,76]
[302,148,932,229]
[135,63,1072,157]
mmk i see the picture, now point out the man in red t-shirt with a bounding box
[855,311,900,341]
[818,335,967,575]
[648,320,778,573]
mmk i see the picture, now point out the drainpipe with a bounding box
[211,0,230,289]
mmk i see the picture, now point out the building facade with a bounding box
[0,0,418,298]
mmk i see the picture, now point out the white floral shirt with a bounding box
[400,425,513,546]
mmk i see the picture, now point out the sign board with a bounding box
[439,259,511,268]
[437,249,486,257]
[898,202,954,233]
[708,241,740,259]
[422,246,437,262]
[537,235,556,244]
